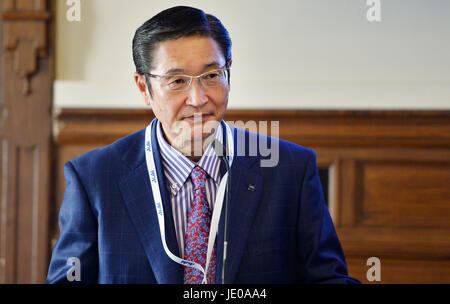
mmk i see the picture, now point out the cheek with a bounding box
[152,93,185,122]
[212,88,229,110]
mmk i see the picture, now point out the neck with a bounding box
[161,126,215,162]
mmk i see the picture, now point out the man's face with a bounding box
[135,36,231,153]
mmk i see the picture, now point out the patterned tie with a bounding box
[184,165,216,284]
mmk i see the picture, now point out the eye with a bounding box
[205,72,220,79]
[171,78,187,84]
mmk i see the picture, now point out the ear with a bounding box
[227,59,232,68]
[134,72,152,106]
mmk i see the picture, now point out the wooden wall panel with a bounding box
[361,161,450,228]
[347,257,450,284]
[0,0,54,283]
[311,142,450,283]
[52,109,450,284]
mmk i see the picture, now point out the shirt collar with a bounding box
[156,120,224,195]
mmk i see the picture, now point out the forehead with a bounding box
[151,36,225,74]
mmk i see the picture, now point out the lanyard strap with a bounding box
[144,120,233,284]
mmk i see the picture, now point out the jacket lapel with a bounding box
[118,120,183,284]
[118,121,264,284]
[215,126,264,283]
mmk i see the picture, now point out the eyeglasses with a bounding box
[145,65,229,92]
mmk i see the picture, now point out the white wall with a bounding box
[55,0,450,109]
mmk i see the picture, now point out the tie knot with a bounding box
[190,166,206,187]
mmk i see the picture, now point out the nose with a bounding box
[186,78,208,107]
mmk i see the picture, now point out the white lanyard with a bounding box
[144,120,233,284]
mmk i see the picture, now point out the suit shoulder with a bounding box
[68,128,145,171]
[231,125,316,165]
[279,137,316,161]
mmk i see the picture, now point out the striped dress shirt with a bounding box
[156,120,232,258]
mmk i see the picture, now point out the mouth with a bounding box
[183,113,213,122]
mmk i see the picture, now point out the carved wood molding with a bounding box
[1,0,50,95]
[0,0,53,283]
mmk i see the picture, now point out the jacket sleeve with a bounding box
[45,161,99,283]
[297,151,360,284]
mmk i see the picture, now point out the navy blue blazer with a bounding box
[46,119,359,284]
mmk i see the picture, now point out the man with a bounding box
[46,6,359,284]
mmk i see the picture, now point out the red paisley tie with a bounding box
[184,165,216,284]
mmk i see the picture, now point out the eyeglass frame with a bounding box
[144,63,230,92]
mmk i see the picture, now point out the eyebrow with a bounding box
[163,61,223,75]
